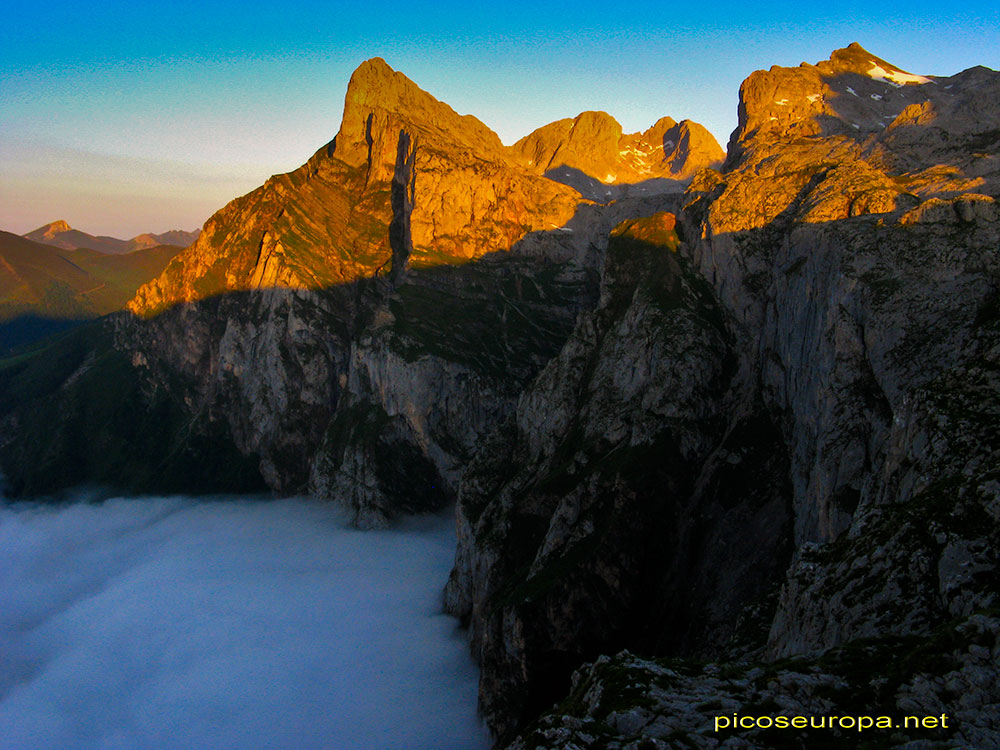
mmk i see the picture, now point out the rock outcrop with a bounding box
[511,614,1000,749]
[444,211,793,737]
[127,58,582,317]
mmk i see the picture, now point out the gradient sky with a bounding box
[2,0,998,237]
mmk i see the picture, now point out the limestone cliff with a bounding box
[444,212,793,736]
[127,58,580,317]
[101,58,592,506]
[445,44,1000,747]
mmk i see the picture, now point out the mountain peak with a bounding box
[333,57,506,174]
[513,110,722,196]
[727,43,937,166]
[826,42,929,84]
[27,220,72,239]
[641,116,679,142]
[344,57,412,109]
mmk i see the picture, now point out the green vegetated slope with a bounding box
[0,231,183,349]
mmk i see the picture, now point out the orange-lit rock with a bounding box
[512,110,723,200]
[128,58,583,316]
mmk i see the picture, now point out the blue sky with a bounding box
[2,0,998,236]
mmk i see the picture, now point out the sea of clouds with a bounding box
[0,495,489,750]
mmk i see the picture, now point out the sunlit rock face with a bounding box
[512,111,723,201]
[126,58,583,317]
[686,42,1000,547]
[114,58,593,517]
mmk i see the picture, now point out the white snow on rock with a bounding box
[867,63,932,87]
[870,94,883,101]
[846,86,858,96]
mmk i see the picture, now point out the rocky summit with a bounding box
[1,43,999,749]
[512,111,723,201]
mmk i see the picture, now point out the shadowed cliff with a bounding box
[2,45,999,750]
[445,43,1000,746]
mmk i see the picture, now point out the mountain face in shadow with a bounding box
[445,43,1000,745]
[2,44,999,749]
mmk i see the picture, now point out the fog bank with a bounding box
[0,496,488,749]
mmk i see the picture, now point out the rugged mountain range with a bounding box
[23,220,199,254]
[512,111,723,200]
[453,43,1000,747]
[1,44,998,749]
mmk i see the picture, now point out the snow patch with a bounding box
[870,94,883,101]
[867,62,931,87]
[807,94,821,103]
[775,99,789,105]
[846,86,858,96]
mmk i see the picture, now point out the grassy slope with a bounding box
[0,232,183,349]
[0,232,184,317]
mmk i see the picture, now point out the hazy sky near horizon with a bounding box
[2,0,998,237]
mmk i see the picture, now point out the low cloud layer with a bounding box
[0,496,488,749]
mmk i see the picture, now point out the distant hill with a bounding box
[23,220,199,255]
[127,229,201,251]
[0,231,183,349]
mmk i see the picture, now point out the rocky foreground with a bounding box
[0,44,998,748]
